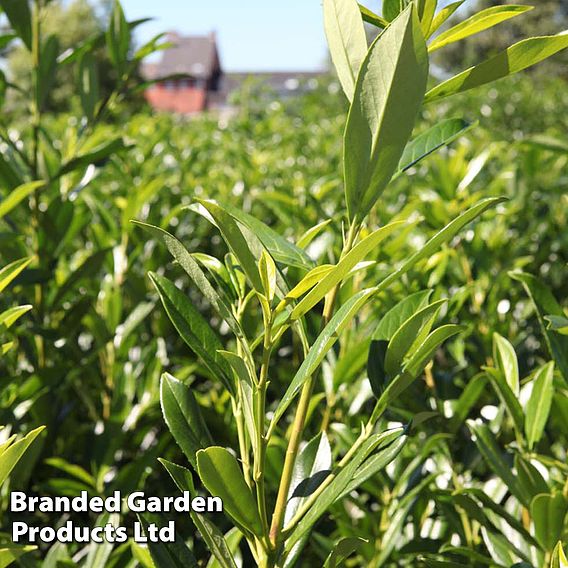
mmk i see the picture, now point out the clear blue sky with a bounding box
[121,0,382,72]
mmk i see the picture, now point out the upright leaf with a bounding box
[428,6,533,52]
[493,333,520,396]
[550,542,568,568]
[426,33,568,102]
[323,0,368,101]
[106,0,130,72]
[525,362,555,450]
[160,373,213,470]
[428,1,464,38]
[530,493,568,552]
[196,447,263,538]
[150,273,234,394]
[0,0,32,50]
[78,52,100,122]
[344,5,428,221]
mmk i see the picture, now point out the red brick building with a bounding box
[143,32,222,114]
[142,32,323,115]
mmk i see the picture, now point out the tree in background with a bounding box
[3,0,116,113]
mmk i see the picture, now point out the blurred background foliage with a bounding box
[0,0,566,565]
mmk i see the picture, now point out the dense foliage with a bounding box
[0,0,567,567]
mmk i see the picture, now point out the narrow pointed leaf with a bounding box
[484,367,524,436]
[196,447,263,537]
[358,4,387,29]
[550,542,568,568]
[0,181,44,220]
[290,221,404,320]
[323,0,368,101]
[196,199,263,292]
[426,33,568,102]
[150,273,234,394]
[493,333,519,395]
[272,288,375,430]
[525,362,555,450]
[0,426,45,486]
[160,373,213,470]
[159,459,238,568]
[428,1,464,38]
[397,118,473,173]
[344,5,428,221]
[0,257,33,294]
[0,0,32,49]
[429,5,533,52]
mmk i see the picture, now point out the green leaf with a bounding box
[206,528,242,568]
[493,333,520,396]
[0,545,36,568]
[358,4,388,29]
[515,454,549,499]
[284,432,332,525]
[78,52,100,122]
[530,493,568,552]
[428,5,532,52]
[290,221,405,320]
[196,199,263,292]
[525,362,555,450]
[285,429,403,553]
[419,0,437,36]
[0,180,44,220]
[426,33,568,102]
[383,299,446,377]
[106,0,130,72]
[137,513,197,568]
[367,339,388,398]
[159,459,238,568]
[133,221,244,340]
[427,1,464,38]
[376,197,505,294]
[323,0,368,101]
[550,542,568,568]
[0,305,32,330]
[203,200,313,270]
[0,257,33,294]
[259,249,277,302]
[484,367,524,437]
[372,290,432,341]
[383,0,412,21]
[0,0,32,50]
[344,4,428,221]
[196,446,263,538]
[271,288,375,430]
[371,324,465,422]
[57,137,126,177]
[0,426,44,486]
[323,537,367,568]
[546,315,568,336]
[397,118,473,173]
[160,373,213,470]
[37,35,59,110]
[510,271,568,381]
[150,273,234,394]
[341,433,407,496]
[467,420,526,504]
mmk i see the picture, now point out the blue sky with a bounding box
[121,0,382,72]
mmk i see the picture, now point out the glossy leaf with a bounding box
[160,459,238,568]
[290,221,404,320]
[493,332,520,396]
[485,367,524,436]
[510,271,568,381]
[150,273,234,394]
[323,0,368,101]
[429,5,532,52]
[0,426,45,486]
[0,257,33,294]
[272,288,375,430]
[160,373,213,470]
[530,493,568,552]
[550,542,568,568]
[284,432,332,525]
[196,199,263,292]
[525,362,555,450]
[344,5,428,221]
[426,33,568,102]
[196,446,263,537]
[397,118,473,173]
[323,537,366,568]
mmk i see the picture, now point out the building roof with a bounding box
[143,32,220,80]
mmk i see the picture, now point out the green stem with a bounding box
[268,219,359,548]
